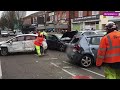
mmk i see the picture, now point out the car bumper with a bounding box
[1,34,8,36]
[67,51,83,63]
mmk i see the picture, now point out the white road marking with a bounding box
[63,61,105,78]
[81,68,105,77]
[0,60,2,79]
[51,62,75,76]
[51,58,58,60]
[63,66,72,69]
[51,63,59,68]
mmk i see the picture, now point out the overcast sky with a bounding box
[0,11,39,17]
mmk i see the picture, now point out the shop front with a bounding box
[108,15,120,30]
[73,15,100,30]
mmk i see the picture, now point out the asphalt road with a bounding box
[0,36,105,79]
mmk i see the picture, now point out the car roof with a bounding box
[78,30,95,32]
[16,34,38,37]
[85,34,104,38]
[54,34,63,36]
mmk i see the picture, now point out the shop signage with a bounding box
[103,12,119,16]
[73,15,100,22]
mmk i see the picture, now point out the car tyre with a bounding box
[79,54,93,68]
[59,44,65,52]
[1,47,8,56]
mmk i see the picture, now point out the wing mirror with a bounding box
[9,40,13,44]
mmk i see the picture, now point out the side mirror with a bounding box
[9,40,13,44]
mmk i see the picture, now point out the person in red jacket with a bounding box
[34,34,44,57]
[96,21,120,79]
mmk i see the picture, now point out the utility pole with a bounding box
[44,11,47,31]
[68,11,72,32]
[54,11,56,32]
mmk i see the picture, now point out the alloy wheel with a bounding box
[81,56,92,67]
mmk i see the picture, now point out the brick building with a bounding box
[71,11,108,31]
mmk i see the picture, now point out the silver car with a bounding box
[76,30,106,36]
[66,34,103,68]
[0,34,47,56]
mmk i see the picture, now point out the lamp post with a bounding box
[44,11,47,31]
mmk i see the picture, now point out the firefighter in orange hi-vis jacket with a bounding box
[96,21,120,79]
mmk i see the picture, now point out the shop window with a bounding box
[92,11,99,15]
[62,11,66,19]
[79,11,83,17]
[96,21,99,24]
[58,13,60,20]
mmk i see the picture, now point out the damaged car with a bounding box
[0,34,47,56]
[46,31,78,51]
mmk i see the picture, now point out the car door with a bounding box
[46,35,59,49]
[89,36,102,59]
[24,35,37,51]
[9,36,25,52]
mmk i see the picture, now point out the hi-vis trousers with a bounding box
[35,45,41,56]
[104,66,120,79]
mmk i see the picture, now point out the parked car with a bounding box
[75,30,106,36]
[1,30,9,37]
[0,34,47,56]
[66,34,103,68]
[15,31,23,35]
[8,30,15,36]
[94,30,107,35]
[46,31,78,51]
[45,28,54,32]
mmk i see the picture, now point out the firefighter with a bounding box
[40,29,48,39]
[96,21,120,79]
[34,34,44,57]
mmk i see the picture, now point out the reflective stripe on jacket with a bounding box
[96,31,120,66]
[40,31,47,36]
[34,37,44,46]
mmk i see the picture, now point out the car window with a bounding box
[17,36,25,41]
[71,38,79,44]
[47,35,58,41]
[25,36,36,40]
[91,37,102,45]
[97,31,107,35]
[11,37,18,42]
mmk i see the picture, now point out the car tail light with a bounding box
[73,44,80,51]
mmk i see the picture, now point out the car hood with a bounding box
[0,41,6,45]
[61,31,78,39]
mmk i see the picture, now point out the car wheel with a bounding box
[59,44,65,52]
[1,47,8,56]
[80,55,93,68]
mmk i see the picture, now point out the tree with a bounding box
[0,11,26,31]
[0,12,9,29]
[15,11,26,30]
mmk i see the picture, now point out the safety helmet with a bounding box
[105,21,118,30]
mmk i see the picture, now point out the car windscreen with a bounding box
[55,34,63,39]
[97,31,106,35]
[83,32,96,35]
[1,31,8,33]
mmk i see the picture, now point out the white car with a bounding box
[1,30,9,37]
[0,34,47,56]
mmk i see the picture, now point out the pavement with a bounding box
[0,35,105,79]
